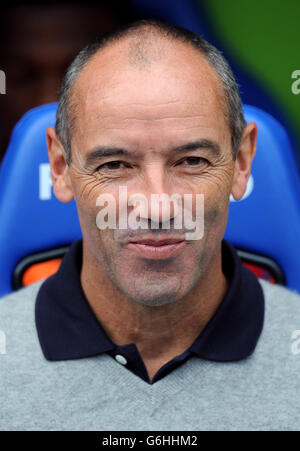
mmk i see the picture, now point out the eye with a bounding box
[176,157,209,167]
[97,161,129,171]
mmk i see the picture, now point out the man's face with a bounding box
[49,38,250,306]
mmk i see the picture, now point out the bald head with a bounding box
[128,32,165,70]
[55,19,245,164]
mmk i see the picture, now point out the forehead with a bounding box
[71,37,229,150]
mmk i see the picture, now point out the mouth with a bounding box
[126,238,186,260]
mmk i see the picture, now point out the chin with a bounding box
[129,293,181,307]
[117,276,193,307]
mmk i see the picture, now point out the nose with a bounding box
[128,162,179,226]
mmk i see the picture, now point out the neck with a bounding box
[80,242,228,381]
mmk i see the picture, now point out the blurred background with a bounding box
[0,0,299,166]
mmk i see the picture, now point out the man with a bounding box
[0,20,300,431]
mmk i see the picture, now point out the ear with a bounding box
[231,122,257,200]
[46,127,74,203]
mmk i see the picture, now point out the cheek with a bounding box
[71,171,115,224]
[69,176,104,247]
[71,177,121,259]
[196,170,232,240]
[203,188,230,246]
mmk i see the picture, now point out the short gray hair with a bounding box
[56,19,245,164]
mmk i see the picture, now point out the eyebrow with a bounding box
[172,139,221,155]
[85,139,221,167]
[85,147,133,167]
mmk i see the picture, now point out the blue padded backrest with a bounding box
[0,104,81,296]
[0,103,299,296]
[225,105,300,293]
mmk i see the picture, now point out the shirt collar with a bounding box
[35,240,115,361]
[189,241,264,361]
[35,239,264,362]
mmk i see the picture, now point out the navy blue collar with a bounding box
[35,239,264,364]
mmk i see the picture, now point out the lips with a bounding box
[126,237,186,259]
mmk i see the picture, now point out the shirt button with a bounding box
[115,354,127,365]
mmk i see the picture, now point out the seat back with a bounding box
[0,103,299,296]
[225,105,300,293]
[0,104,81,296]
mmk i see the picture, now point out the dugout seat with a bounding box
[0,103,299,296]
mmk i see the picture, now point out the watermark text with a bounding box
[96,186,204,240]
[0,70,6,94]
[291,330,300,355]
[0,330,6,355]
[291,70,300,95]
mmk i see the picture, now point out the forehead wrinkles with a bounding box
[74,98,224,150]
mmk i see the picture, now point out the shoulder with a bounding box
[0,281,46,366]
[259,279,300,316]
[0,281,44,305]
[0,281,44,326]
[257,279,300,354]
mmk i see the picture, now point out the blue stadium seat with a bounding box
[225,105,300,293]
[0,103,299,296]
[0,104,81,296]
